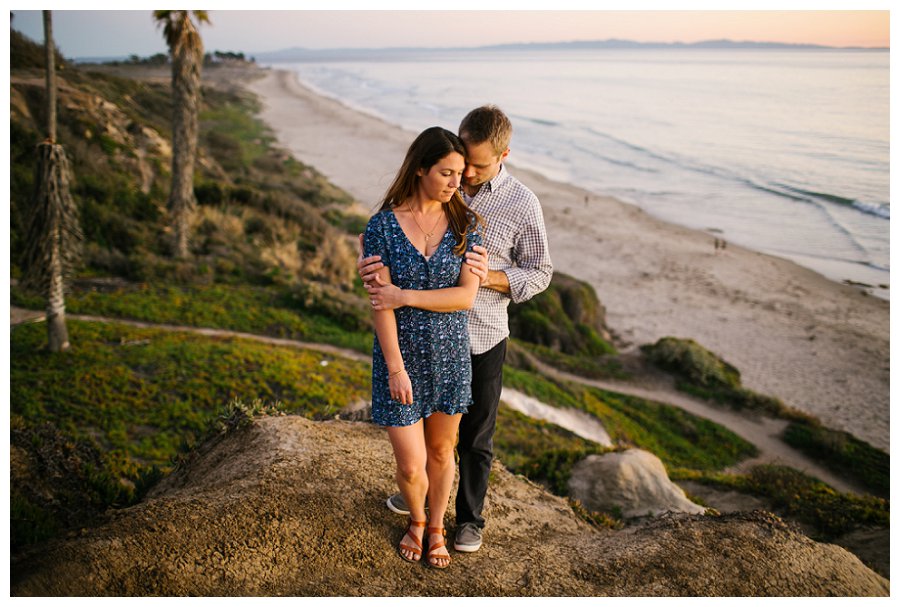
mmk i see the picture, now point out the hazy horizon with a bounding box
[63,38,892,63]
[10,10,890,60]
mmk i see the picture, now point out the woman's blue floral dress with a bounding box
[364,209,482,427]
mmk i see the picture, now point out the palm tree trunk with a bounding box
[21,10,81,352]
[43,11,68,351]
[169,29,202,259]
[34,142,74,352]
[43,10,57,142]
[46,232,70,352]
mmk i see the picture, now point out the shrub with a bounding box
[243,215,275,245]
[210,398,285,434]
[509,272,616,358]
[324,208,370,236]
[641,337,740,389]
[743,465,888,538]
[641,337,801,419]
[11,26,64,69]
[782,421,889,498]
[10,421,149,551]
[673,465,889,539]
[195,181,227,205]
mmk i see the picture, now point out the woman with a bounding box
[363,127,483,568]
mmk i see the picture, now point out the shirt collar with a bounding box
[462,164,509,200]
[486,163,509,193]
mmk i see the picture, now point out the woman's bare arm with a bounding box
[370,266,413,404]
[368,259,480,312]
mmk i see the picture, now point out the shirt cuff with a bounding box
[503,267,529,304]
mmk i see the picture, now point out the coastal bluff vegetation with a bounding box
[9,29,888,595]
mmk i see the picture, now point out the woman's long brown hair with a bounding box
[379,126,484,256]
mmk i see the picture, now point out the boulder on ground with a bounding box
[568,448,706,518]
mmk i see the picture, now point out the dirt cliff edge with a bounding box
[10,416,889,596]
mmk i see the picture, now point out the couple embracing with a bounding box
[359,105,552,568]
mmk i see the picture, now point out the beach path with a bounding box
[10,306,864,495]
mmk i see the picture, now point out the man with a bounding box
[358,105,552,552]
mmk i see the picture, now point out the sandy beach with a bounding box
[245,67,889,453]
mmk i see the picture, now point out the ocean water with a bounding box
[268,49,889,296]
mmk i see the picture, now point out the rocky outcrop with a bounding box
[10,417,888,596]
[11,77,173,195]
[568,448,706,518]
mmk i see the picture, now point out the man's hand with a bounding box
[465,245,489,285]
[357,234,384,284]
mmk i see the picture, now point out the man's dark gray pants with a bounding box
[455,338,507,529]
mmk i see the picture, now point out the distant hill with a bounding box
[252,38,886,63]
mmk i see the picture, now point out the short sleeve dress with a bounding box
[364,209,483,427]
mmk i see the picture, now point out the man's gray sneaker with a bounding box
[386,492,430,515]
[386,492,409,515]
[453,522,483,552]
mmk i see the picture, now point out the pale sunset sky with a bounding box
[9,4,891,59]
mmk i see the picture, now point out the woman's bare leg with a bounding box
[387,421,428,561]
[423,412,462,566]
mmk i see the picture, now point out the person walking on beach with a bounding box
[360,105,553,553]
[364,126,483,568]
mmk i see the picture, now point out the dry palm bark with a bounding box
[21,10,81,352]
[154,10,209,258]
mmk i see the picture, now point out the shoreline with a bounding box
[242,66,889,452]
[259,63,890,301]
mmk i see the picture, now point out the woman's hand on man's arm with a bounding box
[358,234,385,285]
[464,245,488,284]
[368,277,407,311]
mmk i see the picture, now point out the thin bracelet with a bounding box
[388,368,405,379]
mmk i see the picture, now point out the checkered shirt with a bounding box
[465,164,553,355]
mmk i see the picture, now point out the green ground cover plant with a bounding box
[642,336,889,497]
[503,366,758,471]
[10,320,370,549]
[493,411,624,530]
[641,337,780,413]
[671,466,889,539]
[512,339,629,380]
[507,272,623,380]
[493,405,608,474]
[12,320,370,461]
[782,421,889,498]
[12,282,372,354]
